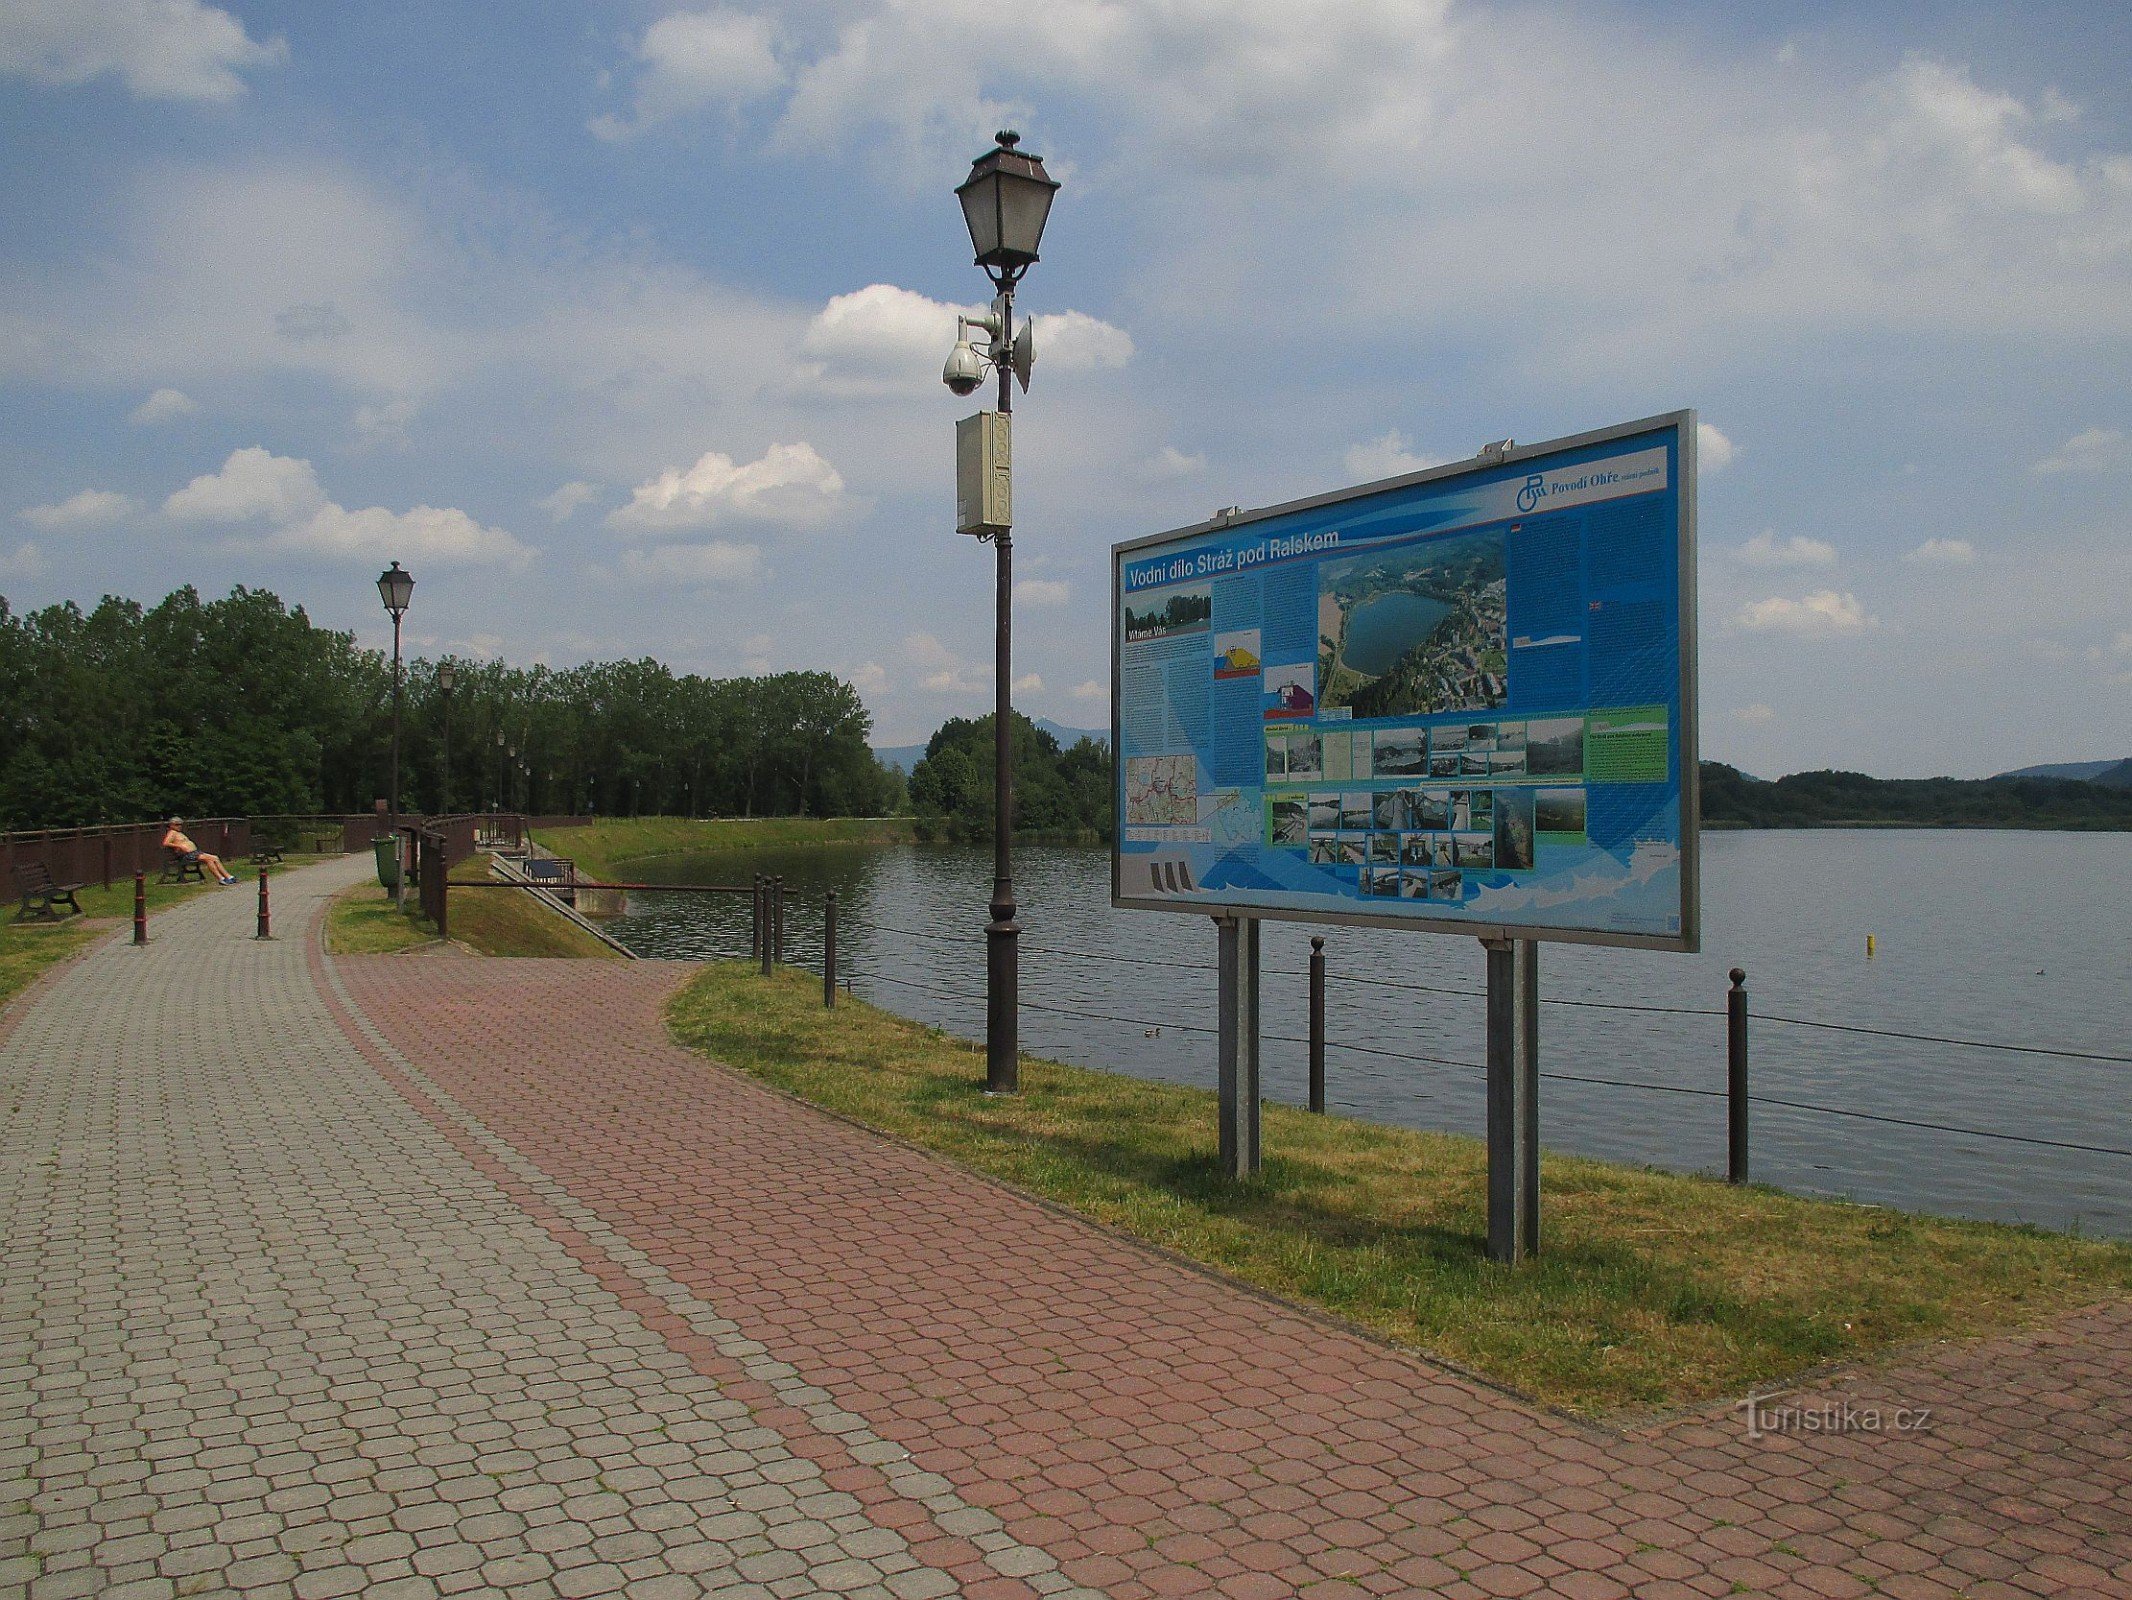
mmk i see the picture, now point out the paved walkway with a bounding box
[3,858,2127,1600]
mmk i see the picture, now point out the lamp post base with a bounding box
[985,897,1019,1095]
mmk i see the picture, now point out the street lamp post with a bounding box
[376,562,414,909]
[946,130,1060,1096]
[437,661,456,816]
[494,729,505,813]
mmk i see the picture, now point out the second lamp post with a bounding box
[944,130,1060,1096]
[377,561,414,909]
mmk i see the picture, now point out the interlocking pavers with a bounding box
[335,933,2131,1600]
[1,859,972,1598]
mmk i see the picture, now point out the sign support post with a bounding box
[1484,937,1540,1263]
[1216,913,1261,1179]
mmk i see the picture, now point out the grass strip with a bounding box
[667,963,2132,1417]
[531,816,914,880]
[327,874,621,959]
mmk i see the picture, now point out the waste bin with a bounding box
[372,835,400,890]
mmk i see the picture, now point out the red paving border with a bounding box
[328,948,2132,1600]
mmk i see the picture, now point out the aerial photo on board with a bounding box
[1316,529,1508,718]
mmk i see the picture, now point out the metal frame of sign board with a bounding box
[1109,408,1700,953]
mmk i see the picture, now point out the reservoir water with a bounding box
[1340,591,1452,675]
[607,829,2132,1238]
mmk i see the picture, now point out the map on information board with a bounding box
[1110,412,1699,951]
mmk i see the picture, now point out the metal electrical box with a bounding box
[956,410,1012,535]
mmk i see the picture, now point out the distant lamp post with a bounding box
[945,129,1060,1097]
[494,729,505,813]
[436,661,456,816]
[376,561,414,907]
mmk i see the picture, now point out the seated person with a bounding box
[163,818,236,885]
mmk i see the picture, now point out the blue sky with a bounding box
[3,0,2130,773]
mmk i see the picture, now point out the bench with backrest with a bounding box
[250,841,285,866]
[159,846,207,885]
[13,861,85,922]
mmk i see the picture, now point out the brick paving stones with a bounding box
[5,856,2128,1600]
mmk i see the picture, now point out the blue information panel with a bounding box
[1110,412,1699,951]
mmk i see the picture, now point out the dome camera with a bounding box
[943,340,987,396]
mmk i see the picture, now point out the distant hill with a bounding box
[875,717,1105,775]
[1991,759,2127,781]
[1702,763,2132,830]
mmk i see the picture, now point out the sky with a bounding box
[2,0,2129,775]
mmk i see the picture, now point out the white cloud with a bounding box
[1730,703,1775,725]
[1070,679,1106,702]
[1734,590,1876,635]
[1904,537,1976,565]
[129,387,196,425]
[1134,445,1205,483]
[2033,426,2127,475]
[163,447,532,568]
[617,542,765,587]
[591,8,785,139]
[608,442,847,533]
[538,481,600,523]
[20,488,140,530]
[1013,578,1069,607]
[797,283,1131,395]
[0,0,284,103]
[1014,672,1043,692]
[352,396,418,451]
[1343,430,1441,482]
[1737,530,1836,567]
[0,541,47,579]
[1697,422,1737,473]
[846,660,888,694]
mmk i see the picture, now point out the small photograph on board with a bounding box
[1400,867,1430,898]
[1495,722,1527,752]
[1428,723,1467,777]
[1526,717,1586,776]
[1400,834,1431,867]
[1213,629,1262,680]
[1536,786,1588,838]
[1369,831,1400,864]
[1493,788,1537,871]
[1366,865,1404,897]
[1428,868,1463,902]
[1264,661,1317,719]
[1285,728,1322,780]
[1371,727,1429,777]
[1430,835,1456,867]
[1308,832,1340,864]
[1338,837,1368,866]
[1338,792,1374,832]
[1460,748,1491,777]
[1454,832,1494,869]
[1269,794,1308,846]
[1449,791,1474,831]
[1469,790,1494,827]
[1373,791,1405,831]
[1463,723,1500,751]
[1123,582,1212,642]
[1488,746,1528,777]
[1308,795,1342,831]
[1412,789,1450,830]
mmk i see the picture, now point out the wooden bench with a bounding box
[250,842,286,866]
[13,861,85,922]
[158,847,206,885]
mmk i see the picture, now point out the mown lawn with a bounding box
[668,963,2132,1417]
[327,875,621,959]
[531,816,914,880]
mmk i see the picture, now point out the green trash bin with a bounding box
[372,835,400,891]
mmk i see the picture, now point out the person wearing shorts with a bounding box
[162,818,236,885]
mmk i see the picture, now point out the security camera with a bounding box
[942,339,988,396]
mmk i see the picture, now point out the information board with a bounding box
[1111,412,1698,951]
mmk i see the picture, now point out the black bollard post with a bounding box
[757,876,771,978]
[256,868,271,941]
[1308,936,1327,1114]
[773,876,785,969]
[824,891,837,1009]
[1728,967,1749,1184]
[133,869,147,946]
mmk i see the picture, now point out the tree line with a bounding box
[908,713,1113,842]
[0,586,900,829]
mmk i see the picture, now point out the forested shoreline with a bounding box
[0,587,898,828]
